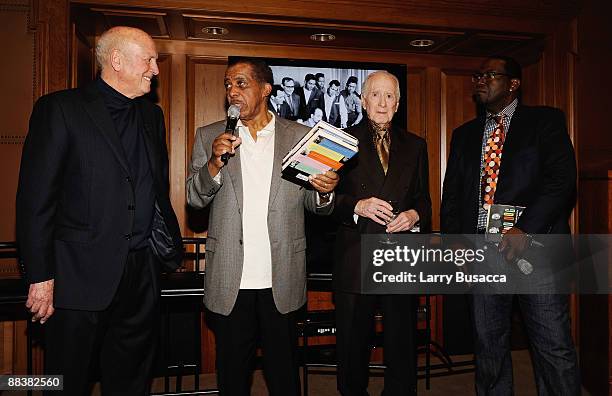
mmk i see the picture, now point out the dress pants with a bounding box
[44,247,161,396]
[470,294,580,396]
[335,292,417,396]
[206,288,301,396]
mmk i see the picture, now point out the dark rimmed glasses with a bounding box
[472,71,512,83]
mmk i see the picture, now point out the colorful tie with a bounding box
[481,116,505,210]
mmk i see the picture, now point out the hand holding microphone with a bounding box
[207,104,241,177]
[498,227,543,275]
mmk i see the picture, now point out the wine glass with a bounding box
[380,200,400,245]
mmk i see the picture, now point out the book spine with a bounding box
[308,143,345,162]
[317,137,357,159]
[307,150,344,170]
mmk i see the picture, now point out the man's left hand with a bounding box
[309,171,339,193]
[499,227,530,263]
[386,209,419,233]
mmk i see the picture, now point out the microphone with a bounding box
[514,239,543,275]
[221,104,241,164]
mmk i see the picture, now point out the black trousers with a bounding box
[206,289,301,396]
[335,292,417,396]
[44,247,161,396]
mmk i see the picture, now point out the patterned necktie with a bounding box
[371,121,391,174]
[481,116,506,210]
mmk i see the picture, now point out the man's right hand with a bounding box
[26,279,55,324]
[207,132,242,177]
[355,197,394,225]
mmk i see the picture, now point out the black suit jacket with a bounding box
[297,87,324,121]
[333,123,432,292]
[268,100,290,119]
[441,105,576,235]
[285,92,301,120]
[16,82,184,311]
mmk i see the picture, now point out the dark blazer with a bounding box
[16,82,184,311]
[285,92,301,120]
[268,100,290,119]
[333,123,432,292]
[441,105,576,236]
[297,87,324,121]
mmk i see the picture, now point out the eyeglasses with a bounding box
[471,71,512,83]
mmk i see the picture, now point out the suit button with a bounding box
[361,183,366,189]
[239,239,243,245]
[124,233,132,240]
[128,204,135,210]
[125,176,132,182]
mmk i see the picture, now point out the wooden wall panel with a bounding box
[70,23,94,89]
[0,1,34,246]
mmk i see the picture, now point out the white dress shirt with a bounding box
[238,114,276,289]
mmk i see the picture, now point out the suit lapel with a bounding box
[82,82,130,173]
[136,100,160,180]
[228,128,244,213]
[268,117,294,211]
[500,105,527,167]
[380,127,407,197]
[356,123,386,191]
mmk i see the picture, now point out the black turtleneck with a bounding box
[96,77,155,250]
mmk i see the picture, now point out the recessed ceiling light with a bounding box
[410,39,434,47]
[202,27,229,36]
[310,33,336,42]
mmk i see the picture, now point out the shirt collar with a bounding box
[487,98,518,121]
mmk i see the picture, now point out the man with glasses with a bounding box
[281,77,301,120]
[441,56,580,395]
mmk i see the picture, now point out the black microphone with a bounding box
[221,104,241,164]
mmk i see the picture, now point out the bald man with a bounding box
[17,26,183,394]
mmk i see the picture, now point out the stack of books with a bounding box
[281,121,359,187]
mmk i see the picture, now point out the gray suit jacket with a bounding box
[187,116,333,315]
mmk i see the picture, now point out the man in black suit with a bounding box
[17,26,183,395]
[268,85,290,119]
[297,73,323,121]
[333,70,432,396]
[441,56,579,395]
[315,72,326,93]
[281,77,301,121]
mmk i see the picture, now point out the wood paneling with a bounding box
[71,0,577,33]
[579,171,612,396]
[0,1,34,247]
[70,23,94,88]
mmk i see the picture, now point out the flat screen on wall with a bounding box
[229,56,408,131]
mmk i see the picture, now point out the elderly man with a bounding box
[333,70,432,396]
[186,57,338,395]
[441,56,579,395]
[17,26,183,394]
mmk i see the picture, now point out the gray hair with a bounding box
[95,26,149,70]
[362,70,401,100]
